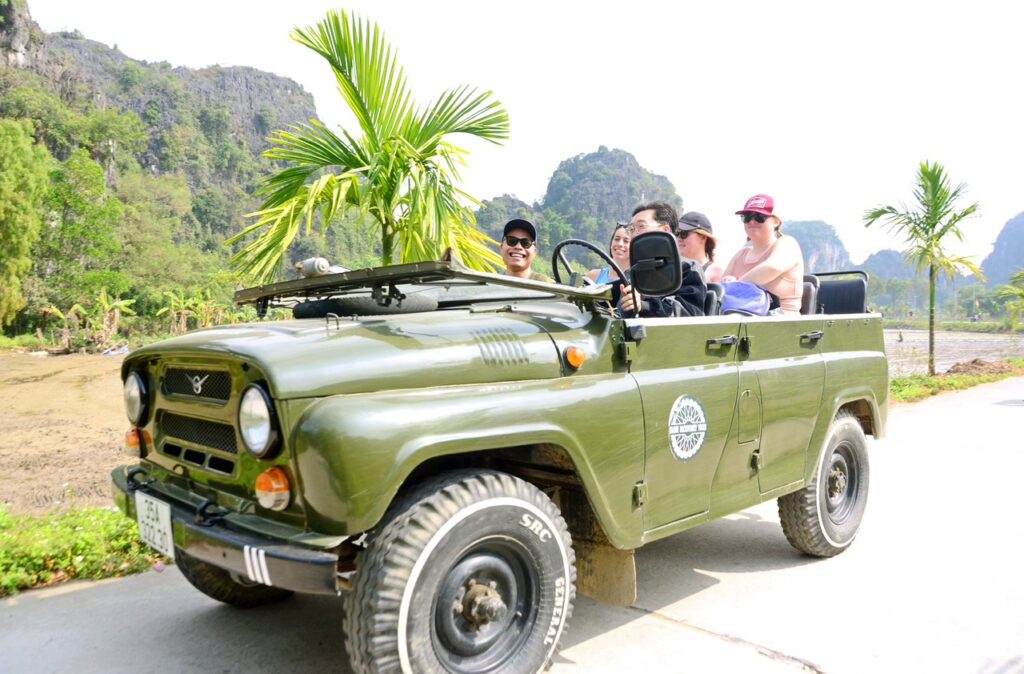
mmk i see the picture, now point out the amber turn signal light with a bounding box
[124,427,152,457]
[255,466,291,511]
[564,346,587,370]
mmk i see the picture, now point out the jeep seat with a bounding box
[704,283,724,316]
[801,274,820,315]
[817,273,868,314]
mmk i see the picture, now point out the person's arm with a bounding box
[738,237,801,286]
[620,265,706,317]
[705,262,725,284]
[722,249,741,282]
[585,269,600,283]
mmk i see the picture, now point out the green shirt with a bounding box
[503,270,554,283]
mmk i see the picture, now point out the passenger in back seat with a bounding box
[722,194,804,314]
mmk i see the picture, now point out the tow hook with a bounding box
[126,467,154,492]
[195,499,228,527]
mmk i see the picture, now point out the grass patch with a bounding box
[890,359,1024,402]
[0,504,162,597]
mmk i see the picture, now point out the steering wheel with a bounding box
[550,239,628,287]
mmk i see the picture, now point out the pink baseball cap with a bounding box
[735,194,775,216]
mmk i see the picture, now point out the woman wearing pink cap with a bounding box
[722,194,804,314]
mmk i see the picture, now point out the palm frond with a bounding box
[410,85,510,149]
[291,10,413,145]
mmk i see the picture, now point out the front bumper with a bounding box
[112,465,341,596]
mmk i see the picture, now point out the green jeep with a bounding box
[112,233,887,674]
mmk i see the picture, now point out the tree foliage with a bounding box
[864,161,982,374]
[229,9,510,282]
[0,119,52,325]
[31,149,123,310]
[997,270,1024,329]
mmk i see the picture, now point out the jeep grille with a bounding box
[160,411,238,454]
[163,368,232,401]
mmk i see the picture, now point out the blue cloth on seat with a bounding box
[721,281,771,316]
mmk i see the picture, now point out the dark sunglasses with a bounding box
[503,235,535,249]
[675,230,693,240]
[741,213,768,224]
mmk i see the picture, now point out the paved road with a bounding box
[3,378,1024,674]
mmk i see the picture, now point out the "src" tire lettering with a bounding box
[519,513,553,542]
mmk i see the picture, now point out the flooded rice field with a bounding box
[884,329,1023,376]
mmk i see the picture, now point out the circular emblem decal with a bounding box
[668,396,708,461]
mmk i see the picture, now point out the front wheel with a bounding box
[343,470,576,674]
[176,550,293,608]
[778,411,870,557]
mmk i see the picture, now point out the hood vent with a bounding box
[473,329,530,366]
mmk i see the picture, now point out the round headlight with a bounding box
[124,372,147,425]
[239,385,278,458]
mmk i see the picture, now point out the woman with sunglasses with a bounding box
[722,194,804,314]
[585,223,632,285]
[675,212,724,283]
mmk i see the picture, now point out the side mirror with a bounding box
[629,231,682,296]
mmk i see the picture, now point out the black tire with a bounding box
[343,470,576,674]
[176,550,293,608]
[292,292,438,318]
[778,411,870,558]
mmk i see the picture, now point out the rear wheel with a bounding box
[343,470,576,674]
[778,411,870,557]
[176,550,293,608]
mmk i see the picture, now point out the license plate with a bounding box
[135,491,174,558]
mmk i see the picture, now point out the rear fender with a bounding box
[802,387,887,485]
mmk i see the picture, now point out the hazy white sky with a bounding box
[28,0,1023,264]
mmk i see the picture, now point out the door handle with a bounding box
[800,330,824,342]
[706,335,738,347]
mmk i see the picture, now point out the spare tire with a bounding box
[292,292,439,318]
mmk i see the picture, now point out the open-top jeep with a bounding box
[112,233,887,673]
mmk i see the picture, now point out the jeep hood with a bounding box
[127,308,575,398]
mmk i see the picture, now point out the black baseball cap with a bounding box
[502,218,537,242]
[677,211,716,240]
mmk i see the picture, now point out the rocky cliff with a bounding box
[981,212,1024,286]
[1,1,318,165]
[784,221,852,273]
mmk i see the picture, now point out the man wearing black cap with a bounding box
[500,218,553,282]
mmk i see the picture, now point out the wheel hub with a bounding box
[454,578,508,630]
[828,466,848,499]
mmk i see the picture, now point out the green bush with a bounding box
[0,504,160,597]
[0,333,44,350]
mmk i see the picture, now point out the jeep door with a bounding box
[739,316,826,494]
[624,316,742,530]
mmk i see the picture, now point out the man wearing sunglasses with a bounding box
[500,219,553,282]
[619,202,706,318]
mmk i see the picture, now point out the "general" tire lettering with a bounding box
[544,576,567,646]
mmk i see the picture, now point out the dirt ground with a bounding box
[1,347,1022,517]
[0,351,126,516]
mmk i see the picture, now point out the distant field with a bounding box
[884,329,1023,376]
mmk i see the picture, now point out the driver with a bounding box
[500,219,553,282]
[619,202,706,317]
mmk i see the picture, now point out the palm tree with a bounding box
[864,161,982,375]
[228,10,509,282]
[998,270,1024,330]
